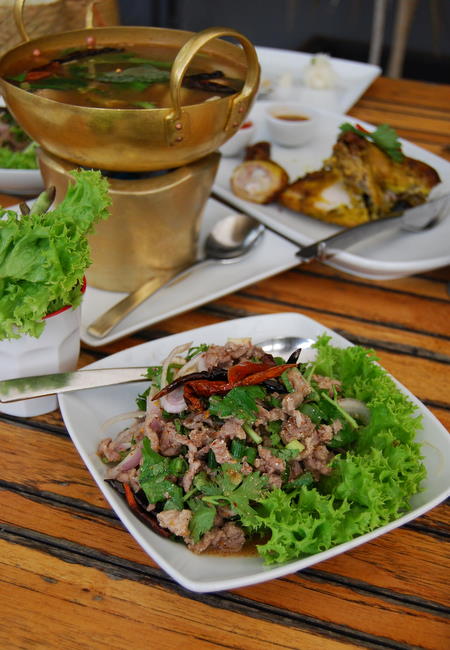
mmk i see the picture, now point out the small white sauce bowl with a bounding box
[264,102,319,147]
[219,120,256,157]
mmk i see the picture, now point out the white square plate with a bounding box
[59,312,450,593]
[255,47,381,112]
[0,166,44,196]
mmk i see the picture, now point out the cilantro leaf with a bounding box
[202,464,269,526]
[186,343,209,361]
[139,438,183,509]
[209,385,265,423]
[370,124,404,162]
[188,498,216,542]
[136,365,163,408]
[136,387,150,411]
[339,122,404,162]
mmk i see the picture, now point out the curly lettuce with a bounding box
[0,169,111,339]
[238,335,426,564]
[0,142,39,169]
[0,110,38,169]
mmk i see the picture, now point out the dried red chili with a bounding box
[227,360,275,383]
[183,363,297,402]
[184,383,209,411]
[25,61,61,82]
[237,363,296,386]
[25,69,53,81]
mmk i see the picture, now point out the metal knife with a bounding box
[296,193,450,262]
[0,367,150,403]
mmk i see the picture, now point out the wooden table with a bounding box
[1,76,449,649]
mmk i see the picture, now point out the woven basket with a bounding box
[0,0,119,57]
[64,0,119,29]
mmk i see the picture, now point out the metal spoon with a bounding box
[258,335,315,359]
[297,193,449,262]
[87,213,265,339]
[0,335,313,403]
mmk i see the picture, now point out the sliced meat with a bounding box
[188,522,246,554]
[144,403,164,452]
[217,418,246,441]
[255,404,286,426]
[157,509,192,537]
[281,368,311,412]
[312,374,342,395]
[255,446,285,486]
[181,458,202,492]
[280,411,316,444]
[210,439,233,464]
[202,340,265,369]
[189,426,213,448]
[159,422,184,457]
[303,444,334,476]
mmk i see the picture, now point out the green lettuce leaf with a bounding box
[238,337,425,565]
[0,169,111,339]
[0,142,38,169]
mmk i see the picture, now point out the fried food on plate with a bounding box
[229,123,441,226]
[231,159,289,204]
[280,124,441,226]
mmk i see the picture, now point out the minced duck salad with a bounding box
[97,335,426,564]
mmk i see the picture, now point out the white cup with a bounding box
[264,103,319,148]
[0,301,82,417]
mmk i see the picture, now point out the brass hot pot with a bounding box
[0,2,260,171]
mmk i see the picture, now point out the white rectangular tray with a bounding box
[80,198,300,346]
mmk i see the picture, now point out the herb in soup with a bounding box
[7,45,242,109]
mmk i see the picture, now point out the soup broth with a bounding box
[6,43,244,109]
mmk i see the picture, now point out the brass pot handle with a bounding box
[165,26,260,145]
[13,0,28,42]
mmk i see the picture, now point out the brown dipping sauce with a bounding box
[275,114,309,121]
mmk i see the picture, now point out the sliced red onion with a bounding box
[338,398,371,424]
[100,409,144,435]
[178,351,208,376]
[160,341,192,389]
[146,399,162,418]
[106,444,142,479]
[160,385,187,413]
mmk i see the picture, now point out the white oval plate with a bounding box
[0,166,44,196]
[0,97,44,196]
[213,103,450,280]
